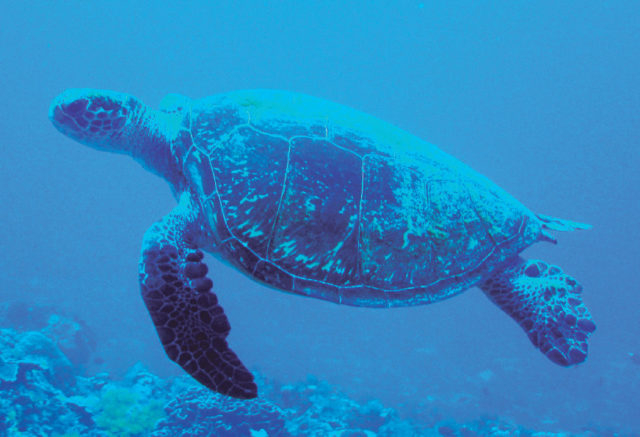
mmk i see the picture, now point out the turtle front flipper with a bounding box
[139,193,257,399]
[480,257,596,366]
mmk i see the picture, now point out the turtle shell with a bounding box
[180,90,543,307]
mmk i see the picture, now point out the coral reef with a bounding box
[264,376,413,436]
[152,387,289,436]
[0,327,91,435]
[0,302,632,436]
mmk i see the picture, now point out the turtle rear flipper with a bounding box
[139,193,257,399]
[481,257,596,366]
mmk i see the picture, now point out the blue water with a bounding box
[1,1,639,435]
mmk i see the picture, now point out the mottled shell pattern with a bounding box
[172,90,542,308]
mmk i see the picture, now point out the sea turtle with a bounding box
[49,89,596,399]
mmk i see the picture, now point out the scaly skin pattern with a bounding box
[183,90,543,307]
[481,258,595,366]
[48,89,134,148]
[139,193,257,399]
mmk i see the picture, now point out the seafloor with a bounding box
[0,301,629,437]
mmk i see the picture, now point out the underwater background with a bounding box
[1,1,639,435]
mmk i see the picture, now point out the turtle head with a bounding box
[50,89,187,189]
[49,89,144,154]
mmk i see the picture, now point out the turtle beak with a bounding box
[49,89,133,152]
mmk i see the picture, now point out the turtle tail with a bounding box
[536,213,592,232]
